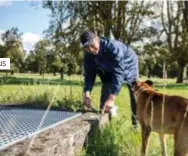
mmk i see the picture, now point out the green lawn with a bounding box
[0,73,188,156]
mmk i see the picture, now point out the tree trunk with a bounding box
[10,71,14,75]
[147,72,151,78]
[104,27,111,38]
[183,1,188,31]
[114,1,122,40]
[162,61,167,79]
[102,1,113,38]
[176,64,185,83]
[113,1,126,40]
[146,61,152,78]
[39,70,42,76]
[60,72,64,80]
[183,65,187,81]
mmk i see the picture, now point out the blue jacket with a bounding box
[84,37,139,95]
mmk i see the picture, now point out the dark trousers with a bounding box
[100,82,137,126]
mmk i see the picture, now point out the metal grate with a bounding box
[0,106,81,151]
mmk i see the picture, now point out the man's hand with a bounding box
[83,91,92,108]
[103,94,116,113]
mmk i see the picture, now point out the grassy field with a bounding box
[0,73,188,156]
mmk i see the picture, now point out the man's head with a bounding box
[80,31,100,55]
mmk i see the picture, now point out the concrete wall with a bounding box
[0,112,109,156]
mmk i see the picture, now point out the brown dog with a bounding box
[133,81,188,156]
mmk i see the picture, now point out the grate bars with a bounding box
[0,106,81,151]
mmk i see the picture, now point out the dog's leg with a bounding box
[159,134,167,156]
[174,129,188,156]
[174,136,185,156]
[141,126,151,156]
[174,106,188,156]
[174,138,181,156]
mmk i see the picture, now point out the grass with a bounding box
[83,83,179,156]
[0,73,188,156]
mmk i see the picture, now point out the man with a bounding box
[80,31,139,127]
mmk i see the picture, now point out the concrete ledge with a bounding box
[0,112,109,156]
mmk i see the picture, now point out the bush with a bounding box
[56,98,83,112]
[26,90,83,111]
[27,91,54,108]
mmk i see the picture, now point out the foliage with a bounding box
[161,1,188,82]
[0,27,25,74]
[27,90,54,107]
[56,98,82,112]
[1,2,188,81]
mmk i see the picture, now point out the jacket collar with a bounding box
[98,37,107,56]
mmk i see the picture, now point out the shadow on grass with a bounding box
[155,83,188,89]
[0,100,84,112]
[1,76,188,89]
[0,76,102,86]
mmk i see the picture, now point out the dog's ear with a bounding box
[132,81,139,87]
[145,80,153,86]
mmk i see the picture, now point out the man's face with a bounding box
[83,37,100,55]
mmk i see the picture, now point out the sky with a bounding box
[0,0,50,52]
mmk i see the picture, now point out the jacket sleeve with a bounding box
[83,53,97,93]
[108,45,125,95]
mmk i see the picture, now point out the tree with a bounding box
[161,1,188,83]
[1,27,25,75]
[25,50,38,73]
[50,54,63,76]
[33,39,52,76]
[43,1,157,42]
[183,1,188,31]
[42,1,158,74]
[142,44,158,78]
[66,56,78,76]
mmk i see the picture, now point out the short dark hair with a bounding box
[80,31,96,47]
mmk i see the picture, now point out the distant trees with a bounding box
[25,40,78,79]
[42,1,160,77]
[0,28,78,79]
[161,1,188,82]
[0,27,25,74]
[0,1,187,83]
[43,1,158,42]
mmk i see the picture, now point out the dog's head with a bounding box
[132,80,156,103]
[132,80,154,92]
